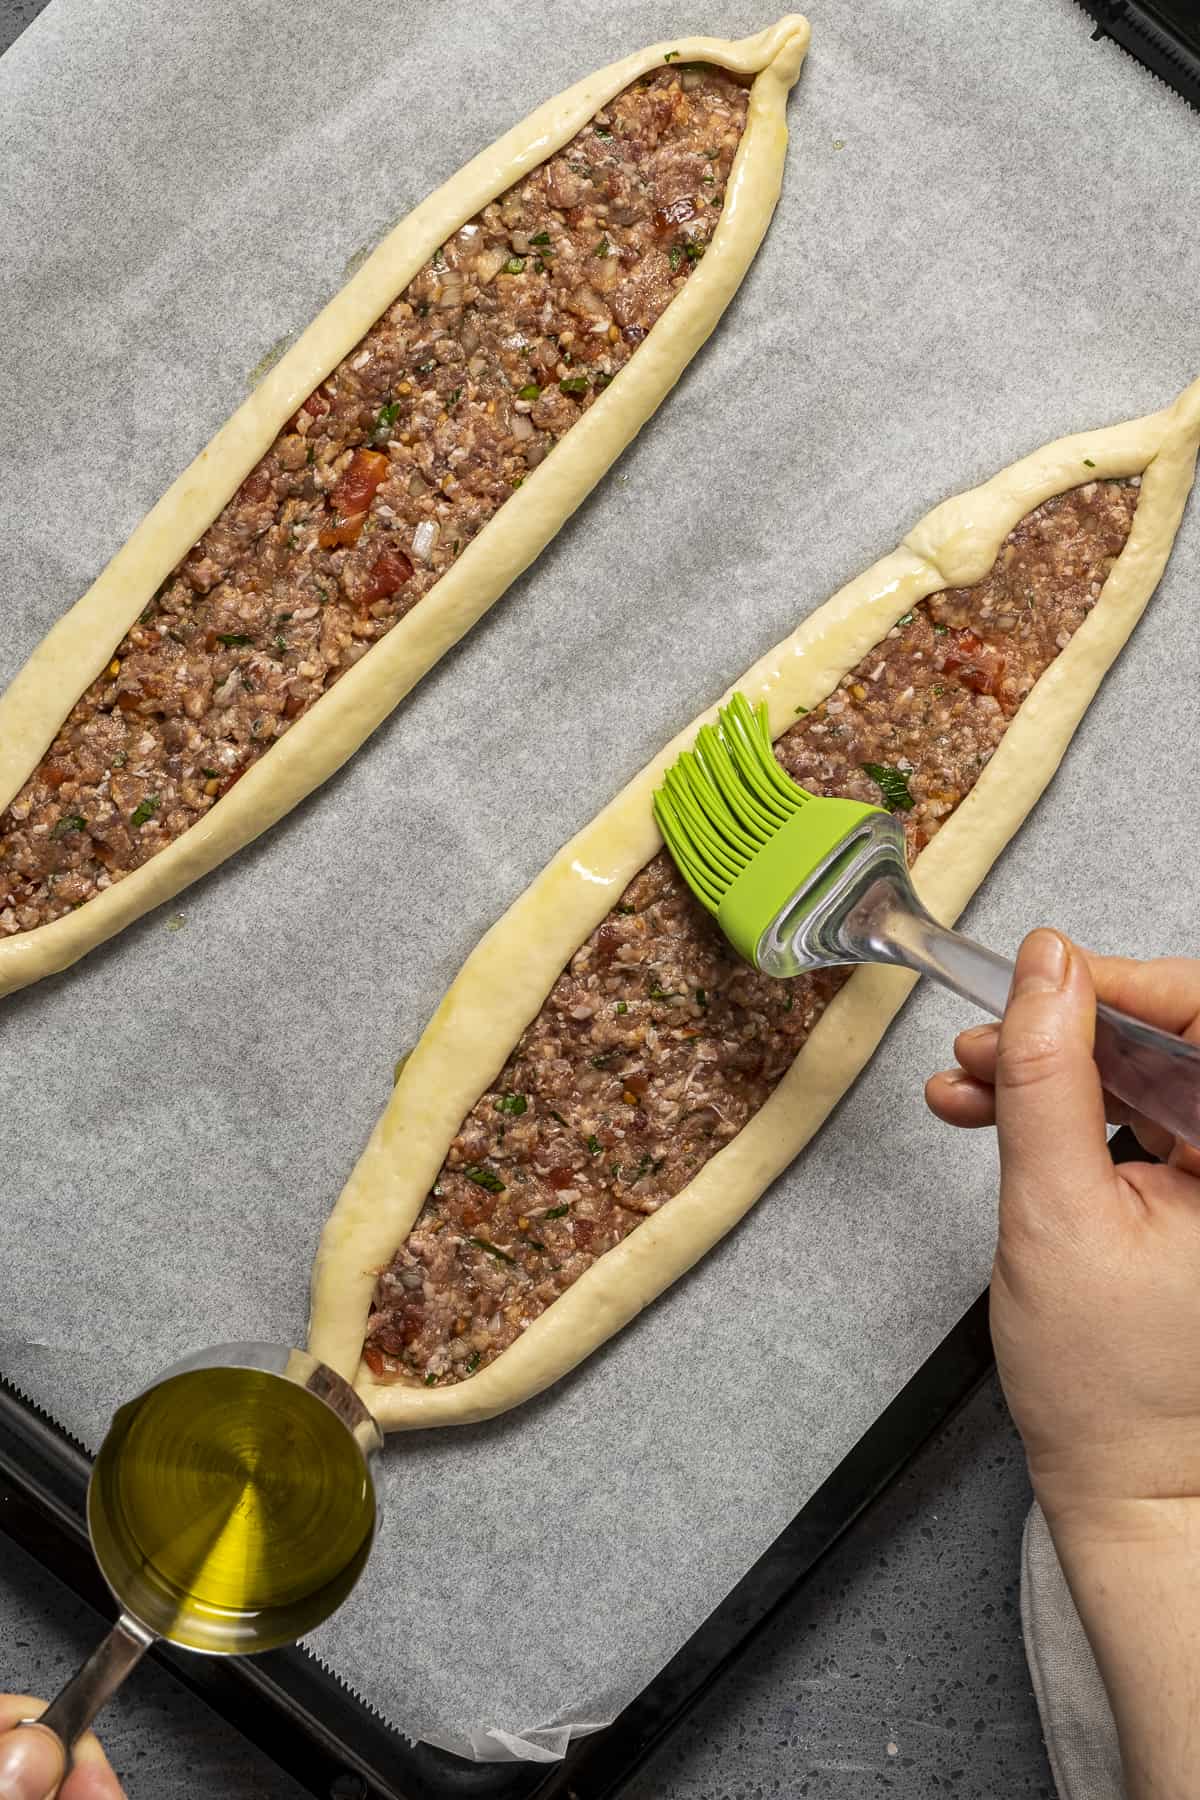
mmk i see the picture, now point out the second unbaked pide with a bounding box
[0,18,810,995]
[309,376,1200,1427]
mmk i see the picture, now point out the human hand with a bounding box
[0,1701,124,1800]
[925,928,1200,1531]
[926,930,1200,1796]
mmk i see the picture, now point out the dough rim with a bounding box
[309,376,1200,1430]
[0,16,810,998]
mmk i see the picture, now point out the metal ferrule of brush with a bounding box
[756,811,1013,1013]
[758,811,910,979]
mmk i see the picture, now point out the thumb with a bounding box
[0,1725,65,1800]
[994,929,1115,1232]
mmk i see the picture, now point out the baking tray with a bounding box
[2,0,1189,1782]
[1077,0,1200,108]
[0,1124,1148,1796]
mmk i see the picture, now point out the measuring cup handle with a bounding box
[20,1614,154,1764]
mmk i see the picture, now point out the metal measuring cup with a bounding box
[16,1342,381,1771]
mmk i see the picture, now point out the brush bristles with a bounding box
[653,694,813,914]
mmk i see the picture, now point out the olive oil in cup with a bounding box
[18,1344,381,1768]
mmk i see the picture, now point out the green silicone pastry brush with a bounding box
[652,692,1200,1146]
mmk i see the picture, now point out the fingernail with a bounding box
[0,1724,66,1800]
[957,1024,998,1045]
[1015,929,1068,996]
[938,1067,972,1085]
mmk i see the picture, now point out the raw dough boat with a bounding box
[0,15,810,996]
[309,375,1200,1430]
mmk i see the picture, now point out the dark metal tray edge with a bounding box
[1077,0,1200,110]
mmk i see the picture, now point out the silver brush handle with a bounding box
[849,875,1200,1149]
[765,812,1200,1149]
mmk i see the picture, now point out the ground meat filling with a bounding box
[365,477,1140,1386]
[0,64,750,936]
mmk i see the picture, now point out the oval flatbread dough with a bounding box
[0,15,810,997]
[309,374,1200,1430]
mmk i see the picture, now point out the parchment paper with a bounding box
[2,0,1198,1763]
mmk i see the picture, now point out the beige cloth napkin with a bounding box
[1021,1502,1126,1799]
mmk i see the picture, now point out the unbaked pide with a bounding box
[310,377,1200,1429]
[0,18,810,994]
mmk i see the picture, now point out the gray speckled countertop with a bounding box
[622,1378,1053,1800]
[0,1,1058,1794]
